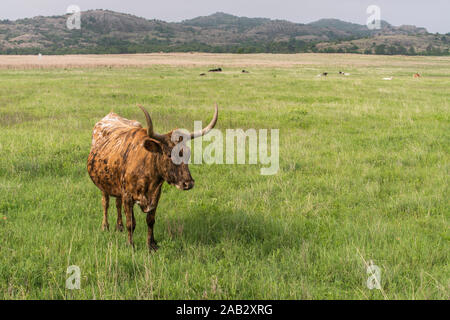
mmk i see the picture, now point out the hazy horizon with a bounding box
[1,0,449,34]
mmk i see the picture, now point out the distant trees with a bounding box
[371,44,408,55]
[375,44,386,55]
[1,36,449,56]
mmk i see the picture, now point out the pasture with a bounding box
[0,53,448,299]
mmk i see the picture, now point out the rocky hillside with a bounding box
[0,10,448,55]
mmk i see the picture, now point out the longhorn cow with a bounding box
[87,104,218,250]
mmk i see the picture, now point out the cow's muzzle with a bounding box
[176,180,195,190]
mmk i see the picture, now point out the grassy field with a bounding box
[0,53,448,299]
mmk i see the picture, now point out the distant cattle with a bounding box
[209,68,222,72]
[413,73,421,78]
[383,77,393,81]
[199,73,206,76]
[242,70,250,73]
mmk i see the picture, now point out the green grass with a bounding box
[0,54,449,299]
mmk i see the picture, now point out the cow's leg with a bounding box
[145,185,162,252]
[115,197,124,232]
[123,197,136,247]
[101,192,110,231]
[146,210,158,251]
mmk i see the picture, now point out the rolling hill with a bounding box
[0,10,448,55]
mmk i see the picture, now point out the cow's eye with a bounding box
[179,150,183,157]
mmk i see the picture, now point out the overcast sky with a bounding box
[1,0,449,33]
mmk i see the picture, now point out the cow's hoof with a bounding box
[102,223,109,231]
[116,224,124,232]
[149,242,159,252]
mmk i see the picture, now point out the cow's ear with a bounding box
[143,139,161,153]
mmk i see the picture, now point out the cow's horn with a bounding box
[190,104,218,139]
[138,105,165,141]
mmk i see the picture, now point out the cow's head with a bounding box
[139,104,218,191]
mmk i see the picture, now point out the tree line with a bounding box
[1,38,449,56]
